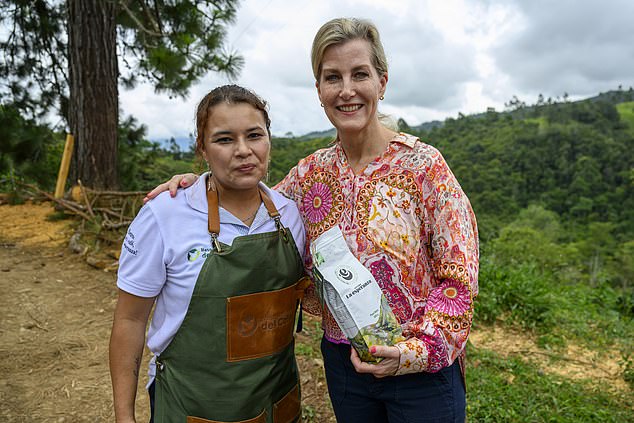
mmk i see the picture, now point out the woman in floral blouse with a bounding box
[148,17,478,423]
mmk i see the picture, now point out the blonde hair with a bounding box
[311,18,396,131]
[311,17,388,81]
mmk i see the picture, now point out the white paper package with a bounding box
[310,225,404,362]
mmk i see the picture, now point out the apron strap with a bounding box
[206,178,288,251]
[260,187,280,219]
[260,187,289,241]
[206,179,222,251]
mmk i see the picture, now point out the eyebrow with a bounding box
[210,127,264,137]
[322,64,372,73]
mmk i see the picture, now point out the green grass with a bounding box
[45,210,73,221]
[617,101,634,129]
[467,347,634,422]
[475,259,633,353]
[524,117,548,133]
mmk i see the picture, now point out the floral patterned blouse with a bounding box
[275,133,479,375]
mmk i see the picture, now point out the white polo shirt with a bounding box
[117,174,306,385]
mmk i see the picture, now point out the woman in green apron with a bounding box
[109,85,307,423]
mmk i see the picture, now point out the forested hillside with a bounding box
[419,94,634,292]
[427,93,634,241]
[267,92,634,287]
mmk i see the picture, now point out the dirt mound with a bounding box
[0,202,73,248]
[470,326,629,391]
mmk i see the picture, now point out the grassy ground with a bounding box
[467,347,633,422]
[295,314,633,422]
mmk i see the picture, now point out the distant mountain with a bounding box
[296,127,336,140]
[153,89,634,144]
[152,136,194,151]
[586,88,634,104]
[415,88,634,131]
[409,120,444,132]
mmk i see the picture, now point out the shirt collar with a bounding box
[333,132,419,163]
[186,172,289,222]
[390,132,419,148]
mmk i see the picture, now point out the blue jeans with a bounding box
[321,337,466,423]
[148,381,155,423]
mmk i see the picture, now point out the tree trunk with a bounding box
[68,0,119,189]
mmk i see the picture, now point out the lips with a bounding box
[336,104,362,112]
[236,164,256,172]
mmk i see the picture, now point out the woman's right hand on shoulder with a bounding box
[143,173,199,204]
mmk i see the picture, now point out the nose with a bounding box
[339,77,356,99]
[234,137,252,156]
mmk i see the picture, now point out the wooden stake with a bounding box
[54,134,75,198]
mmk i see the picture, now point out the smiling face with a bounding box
[201,102,270,194]
[316,38,387,136]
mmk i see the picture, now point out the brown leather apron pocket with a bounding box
[226,283,300,361]
[187,410,266,423]
[273,384,300,423]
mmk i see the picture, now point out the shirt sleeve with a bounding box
[395,150,479,375]
[274,165,323,316]
[117,204,167,298]
[284,199,307,262]
[274,164,300,202]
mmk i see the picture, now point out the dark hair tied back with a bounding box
[195,85,271,156]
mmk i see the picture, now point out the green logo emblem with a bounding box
[187,248,200,262]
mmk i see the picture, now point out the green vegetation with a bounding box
[466,348,633,422]
[269,136,333,184]
[1,1,242,189]
[617,101,634,133]
[0,105,198,194]
[0,103,64,193]
[2,89,633,421]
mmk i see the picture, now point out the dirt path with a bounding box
[0,202,151,422]
[0,202,627,422]
[0,202,334,422]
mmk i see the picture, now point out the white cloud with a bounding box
[493,0,634,98]
[119,0,634,140]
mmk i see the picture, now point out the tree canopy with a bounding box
[0,0,242,188]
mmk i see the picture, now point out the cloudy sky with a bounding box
[119,0,634,142]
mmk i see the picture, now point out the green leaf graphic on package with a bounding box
[310,226,404,363]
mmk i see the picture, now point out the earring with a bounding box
[379,95,385,101]
[320,103,324,107]
[206,163,216,191]
[264,158,271,183]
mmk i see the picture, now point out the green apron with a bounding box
[154,186,307,423]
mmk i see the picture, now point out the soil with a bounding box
[0,201,334,422]
[0,201,628,422]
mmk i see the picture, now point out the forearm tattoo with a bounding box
[133,355,141,378]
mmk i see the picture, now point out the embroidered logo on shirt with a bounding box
[186,247,212,262]
[123,230,138,256]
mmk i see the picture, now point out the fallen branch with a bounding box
[27,311,49,332]
[82,188,146,197]
[26,184,95,222]
[17,181,143,230]
[77,180,95,219]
